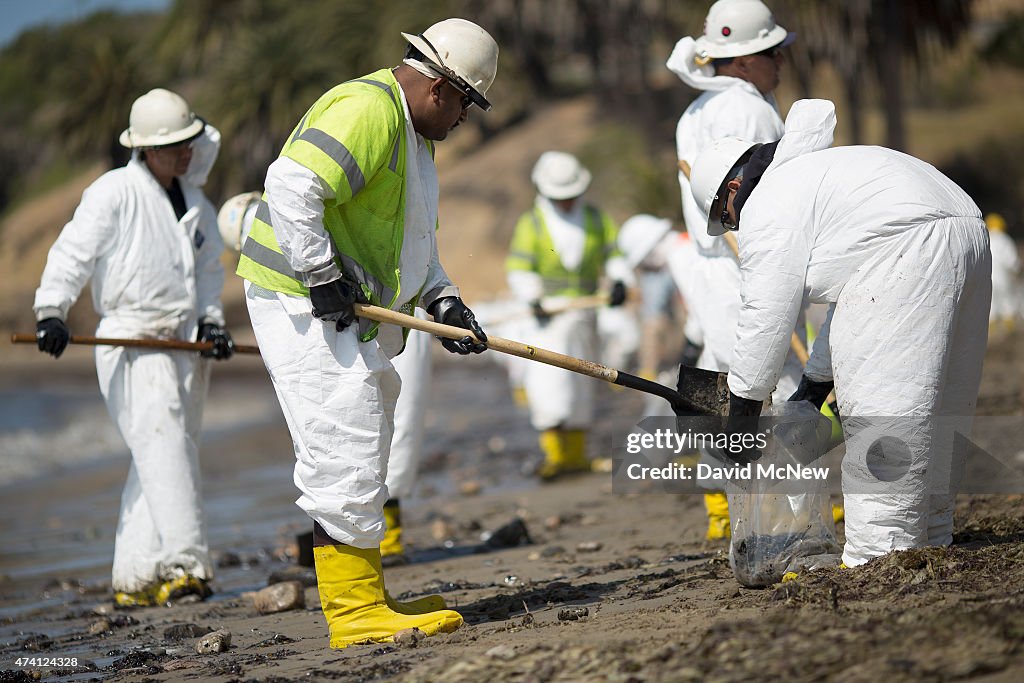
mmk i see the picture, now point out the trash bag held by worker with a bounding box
[726,401,840,587]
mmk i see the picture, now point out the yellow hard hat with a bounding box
[985,213,1007,232]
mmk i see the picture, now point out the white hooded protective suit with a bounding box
[667,36,803,396]
[727,100,991,566]
[507,198,631,431]
[245,82,456,547]
[386,315,432,501]
[988,228,1020,322]
[33,126,224,592]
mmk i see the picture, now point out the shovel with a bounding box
[353,303,728,417]
[10,333,260,355]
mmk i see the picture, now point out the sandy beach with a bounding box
[1,331,1023,682]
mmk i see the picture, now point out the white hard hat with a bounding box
[695,0,795,61]
[690,137,759,236]
[217,191,261,252]
[119,88,205,149]
[619,215,673,268]
[531,151,592,200]
[402,18,498,111]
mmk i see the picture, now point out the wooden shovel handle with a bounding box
[10,333,260,355]
[354,304,714,415]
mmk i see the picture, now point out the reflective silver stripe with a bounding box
[297,128,365,194]
[508,250,535,262]
[542,277,598,292]
[352,78,396,105]
[242,239,300,280]
[389,137,400,172]
[255,198,272,226]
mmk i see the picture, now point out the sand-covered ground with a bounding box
[1,328,1022,683]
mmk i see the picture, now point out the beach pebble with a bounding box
[163,623,213,641]
[486,644,517,660]
[557,607,589,621]
[576,541,603,553]
[459,480,482,496]
[253,581,305,614]
[88,619,111,635]
[431,519,453,541]
[195,629,231,654]
[394,627,425,648]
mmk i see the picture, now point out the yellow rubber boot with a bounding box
[704,492,731,540]
[313,544,462,649]
[831,503,845,524]
[537,429,590,480]
[380,500,405,562]
[378,501,448,614]
[114,575,211,608]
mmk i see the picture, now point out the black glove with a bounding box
[788,375,835,410]
[720,391,764,465]
[679,337,703,368]
[310,277,366,331]
[36,317,70,358]
[429,296,487,354]
[531,300,552,326]
[609,280,627,307]
[197,322,234,360]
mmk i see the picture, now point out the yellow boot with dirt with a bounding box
[537,429,591,480]
[114,574,211,608]
[379,500,448,614]
[313,543,462,648]
[380,500,406,566]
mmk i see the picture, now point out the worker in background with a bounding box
[236,19,496,648]
[506,151,631,480]
[986,213,1020,333]
[665,230,706,369]
[33,89,231,607]
[690,98,991,567]
[666,0,805,541]
[617,214,680,380]
[219,191,429,568]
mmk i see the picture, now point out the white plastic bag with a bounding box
[727,401,841,587]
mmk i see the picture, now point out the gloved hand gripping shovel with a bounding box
[353,303,728,417]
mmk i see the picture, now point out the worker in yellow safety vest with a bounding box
[237,18,497,649]
[506,151,631,480]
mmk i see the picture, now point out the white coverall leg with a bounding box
[387,320,432,501]
[104,322,212,593]
[524,309,597,431]
[835,219,990,566]
[245,283,400,548]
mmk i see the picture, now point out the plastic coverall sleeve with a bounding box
[193,197,227,326]
[181,124,220,188]
[803,304,835,382]
[33,178,120,321]
[419,230,459,309]
[728,198,813,401]
[264,156,341,286]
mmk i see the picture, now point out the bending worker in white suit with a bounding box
[506,151,630,480]
[34,89,232,607]
[667,0,804,539]
[690,98,991,567]
[237,19,498,647]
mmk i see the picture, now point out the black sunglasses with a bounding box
[753,46,782,59]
